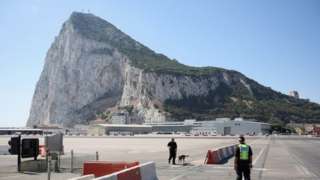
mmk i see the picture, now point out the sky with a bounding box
[0,0,320,127]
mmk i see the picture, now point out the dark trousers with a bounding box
[168,150,176,164]
[236,165,251,180]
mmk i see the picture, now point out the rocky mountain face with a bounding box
[27,12,320,127]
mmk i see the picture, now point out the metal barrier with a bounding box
[59,150,98,173]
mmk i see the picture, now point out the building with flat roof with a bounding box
[145,121,193,133]
[88,124,152,136]
[194,118,271,135]
[0,128,43,135]
[88,118,271,136]
[147,118,271,135]
[68,125,89,135]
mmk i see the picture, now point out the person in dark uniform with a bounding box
[167,138,177,165]
[234,135,253,180]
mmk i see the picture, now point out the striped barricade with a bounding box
[205,144,237,164]
[95,162,158,180]
[83,161,139,178]
[205,150,221,164]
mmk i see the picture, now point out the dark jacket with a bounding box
[167,141,177,152]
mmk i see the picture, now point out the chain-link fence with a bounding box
[58,150,98,173]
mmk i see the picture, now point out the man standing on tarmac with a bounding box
[234,135,253,180]
[167,138,177,165]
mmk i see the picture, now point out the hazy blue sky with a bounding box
[1,0,320,127]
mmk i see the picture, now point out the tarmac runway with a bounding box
[0,135,319,180]
[164,136,320,180]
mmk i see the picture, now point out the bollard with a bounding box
[71,150,74,173]
[47,155,51,180]
[96,151,99,161]
[57,152,61,172]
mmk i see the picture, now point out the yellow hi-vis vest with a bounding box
[239,144,249,160]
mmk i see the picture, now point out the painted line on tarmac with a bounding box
[170,165,202,180]
[206,166,269,171]
[253,144,267,165]
[295,164,314,177]
[279,140,318,178]
[287,148,317,178]
[170,164,269,180]
[252,136,272,166]
[0,174,24,179]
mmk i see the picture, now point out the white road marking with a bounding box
[280,142,317,178]
[171,165,270,180]
[289,150,317,177]
[253,144,267,165]
[206,166,269,171]
[170,165,201,180]
[300,165,313,177]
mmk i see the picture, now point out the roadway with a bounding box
[0,135,319,180]
[163,136,320,180]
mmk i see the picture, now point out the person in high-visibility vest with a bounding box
[234,135,253,180]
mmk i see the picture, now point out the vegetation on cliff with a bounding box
[164,81,320,125]
[70,12,320,125]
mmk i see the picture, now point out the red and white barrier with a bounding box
[205,150,221,164]
[205,144,237,164]
[226,146,234,157]
[83,161,139,177]
[39,145,46,157]
[95,162,158,180]
[68,162,158,180]
[220,148,228,158]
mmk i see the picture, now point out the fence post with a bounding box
[57,152,61,172]
[47,155,51,180]
[71,150,74,173]
[96,151,99,161]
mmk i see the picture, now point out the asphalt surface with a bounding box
[261,136,320,179]
[165,136,320,180]
[0,135,319,180]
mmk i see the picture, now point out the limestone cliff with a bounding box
[27,12,320,127]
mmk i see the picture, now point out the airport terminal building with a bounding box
[88,118,271,136]
[147,121,194,134]
[0,128,43,135]
[147,118,270,135]
[88,124,152,136]
[192,118,271,135]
